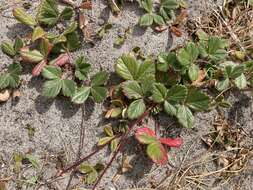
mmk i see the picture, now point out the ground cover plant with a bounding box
[0,0,253,189]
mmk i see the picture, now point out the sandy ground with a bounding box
[0,0,252,189]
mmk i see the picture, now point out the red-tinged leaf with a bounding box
[49,53,70,66]
[147,142,168,165]
[79,1,92,9]
[32,59,47,76]
[135,127,157,144]
[159,137,183,148]
[20,47,44,63]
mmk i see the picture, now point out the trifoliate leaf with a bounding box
[178,42,199,66]
[176,105,194,128]
[216,78,229,91]
[60,6,74,20]
[186,88,210,111]
[13,8,36,27]
[1,41,15,57]
[74,56,91,80]
[20,48,44,63]
[235,74,247,89]
[188,64,199,81]
[91,86,107,103]
[127,99,146,119]
[164,101,177,116]
[91,71,109,86]
[32,26,45,42]
[42,65,62,79]
[225,65,244,79]
[66,32,81,51]
[42,79,62,97]
[139,14,153,26]
[14,37,23,53]
[147,142,168,165]
[37,0,59,26]
[167,85,187,102]
[151,83,167,103]
[61,79,76,97]
[115,54,139,80]
[122,81,143,99]
[72,86,91,104]
[0,63,22,89]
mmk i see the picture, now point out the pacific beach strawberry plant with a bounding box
[1,0,253,189]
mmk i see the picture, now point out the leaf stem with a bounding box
[92,106,153,190]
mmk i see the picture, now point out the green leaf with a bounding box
[91,86,107,103]
[139,13,153,26]
[32,26,45,42]
[91,71,109,86]
[110,138,119,152]
[160,0,179,9]
[147,142,167,165]
[164,101,177,116]
[216,78,229,91]
[1,41,15,57]
[188,64,199,81]
[127,99,146,119]
[0,63,22,89]
[62,79,76,97]
[98,136,114,146]
[42,79,62,97]
[25,155,39,168]
[122,81,143,99]
[13,8,36,27]
[186,88,210,111]
[104,125,114,137]
[60,6,74,20]
[141,0,153,13]
[39,38,52,57]
[37,0,59,26]
[74,56,91,80]
[72,86,91,104]
[137,58,155,81]
[14,37,23,53]
[42,65,62,79]
[167,85,187,102]
[66,32,81,51]
[176,105,194,128]
[63,22,78,35]
[20,48,44,63]
[115,54,139,80]
[226,65,245,79]
[79,164,98,184]
[152,83,167,103]
[153,14,165,25]
[235,74,247,89]
[178,42,199,66]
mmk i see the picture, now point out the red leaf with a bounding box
[135,127,157,144]
[147,142,168,165]
[50,53,70,66]
[32,59,47,76]
[159,137,183,148]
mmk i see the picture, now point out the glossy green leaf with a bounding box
[42,79,62,97]
[152,83,167,103]
[1,41,15,57]
[14,37,23,53]
[164,101,177,116]
[188,64,199,81]
[74,56,91,80]
[13,8,36,27]
[66,32,81,51]
[63,22,78,35]
[60,6,74,20]
[42,65,61,79]
[186,88,210,111]
[216,78,229,91]
[137,58,155,81]
[61,79,76,97]
[235,74,247,89]
[178,42,199,66]
[91,86,107,103]
[176,105,194,128]
[167,85,187,102]
[32,26,45,42]
[141,0,153,13]
[37,0,59,26]
[153,14,165,25]
[91,71,109,86]
[127,99,146,119]
[139,13,153,26]
[115,54,139,80]
[122,81,143,99]
[72,86,91,104]
[0,63,22,89]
